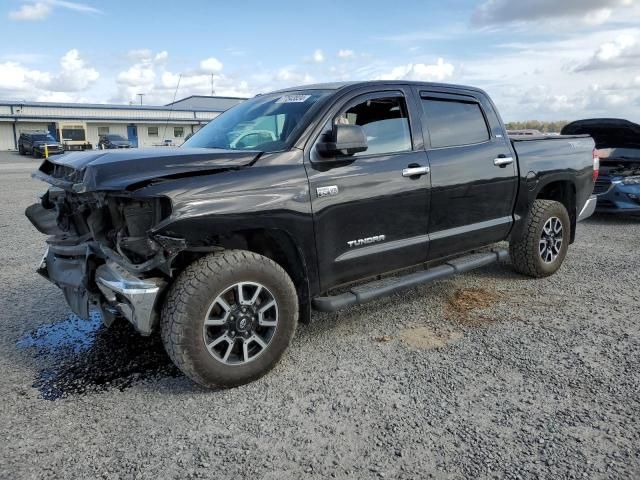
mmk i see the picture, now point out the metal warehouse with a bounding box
[0,95,245,151]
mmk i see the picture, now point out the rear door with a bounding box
[418,90,517,258]
[305,88,431,291]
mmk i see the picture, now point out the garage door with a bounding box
[0,123,15,150]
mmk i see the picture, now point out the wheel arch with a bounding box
[534,179,577,243]
[173,228,312,324]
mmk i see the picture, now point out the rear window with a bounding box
[421,98,489,148]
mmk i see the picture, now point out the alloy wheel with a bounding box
[539,216,563,263]
[202,282,278,365]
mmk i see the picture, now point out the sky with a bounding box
[0,0,639,122]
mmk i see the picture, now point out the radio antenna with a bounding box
[163,74,182,142]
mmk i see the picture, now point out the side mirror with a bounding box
[316,124,368,158]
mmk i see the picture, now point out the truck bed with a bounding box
[509,134,592,142]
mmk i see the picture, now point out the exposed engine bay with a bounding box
[597,148,640,177]
[25,147,262,334]
[25,188,185,333]
[26,188,180,271]
[600,161,640,177]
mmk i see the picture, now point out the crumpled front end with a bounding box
[27,184,183,335]
[26,147,258,332]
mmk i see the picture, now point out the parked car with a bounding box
[561,119,640,215]
[98,134,132,149]
[26,81,598,389]
[18,131,64,157]
[507,129,543,136]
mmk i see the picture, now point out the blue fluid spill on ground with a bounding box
[17,311,180,400]
[16,311,103,354]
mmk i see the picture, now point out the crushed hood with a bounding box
[33,147,261,191]
[561,118,640,149]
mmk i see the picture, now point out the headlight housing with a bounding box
[621,176,640,185]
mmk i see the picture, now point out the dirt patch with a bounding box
[373,335,393,343]
[398,326,463,350]
[446,287,501,326]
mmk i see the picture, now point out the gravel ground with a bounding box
[0,151,639,479]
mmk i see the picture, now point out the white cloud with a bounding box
[472,0,635,26]
[154,51,168,63]
[337,49,355,59]
[48,0,101,14]
[0,61,50,91]
[111,51,251,104]
[275,67,313,84]
[575,33,640,70]
[584,8,613,25]
[0,49,97,98]
[47,49,99,91]
[458,28,640,122]
[376,58,454,82]
[200,57,223,73]
[8,2,51,20]
[117,64,155,87]
[8,0,102,21]
[306,49,325,63]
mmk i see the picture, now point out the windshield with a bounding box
[32,134,56,142]
[107,134,126,141]
[183,90,332,152]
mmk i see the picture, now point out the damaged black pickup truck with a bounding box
[27,81,598,388]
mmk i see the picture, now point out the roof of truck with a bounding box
[268,80,487,95]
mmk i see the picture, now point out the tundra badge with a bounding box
[316,185,339,197]
[347,235,386,248]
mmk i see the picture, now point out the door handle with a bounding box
[493,156,514,167]
[402,166,430,177]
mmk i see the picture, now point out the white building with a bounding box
[0,95,246,151]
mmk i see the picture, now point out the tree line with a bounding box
[505,120,569,134]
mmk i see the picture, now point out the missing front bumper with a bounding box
[39,243,166,335]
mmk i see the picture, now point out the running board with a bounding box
[311,249,508,312]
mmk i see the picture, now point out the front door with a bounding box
[306,89,431,291]
[418,91,518,258]
[47,123,58,141]
[127,124,138,148]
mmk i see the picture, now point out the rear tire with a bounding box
[18,145,25,155]
[509,199,570,278]
[161,250,298,389]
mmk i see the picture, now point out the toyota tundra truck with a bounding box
[26,81,598,388]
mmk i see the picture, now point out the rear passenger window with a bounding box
[421,98,489,148]
[335,96,412,156]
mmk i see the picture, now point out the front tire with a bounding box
[509,199,570,278]
[161,250,298,388]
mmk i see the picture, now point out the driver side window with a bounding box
[336,96,412,156]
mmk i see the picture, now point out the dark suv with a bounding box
[98,134,132,149]
[18,132,64,157]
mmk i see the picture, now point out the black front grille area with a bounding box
[593,178,612,195]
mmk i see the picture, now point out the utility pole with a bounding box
[137,93,144,105]
[211,74,215,96]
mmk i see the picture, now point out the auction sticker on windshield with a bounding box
[276,94,311,103]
